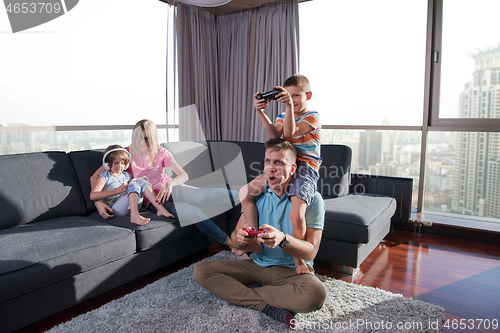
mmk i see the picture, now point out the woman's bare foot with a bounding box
[156,205,175,219]
[294,258,310,274]
[131,214,150,225]
[226,237,250,259]
[231,247,250,259]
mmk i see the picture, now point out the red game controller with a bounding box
[246,229,269,237]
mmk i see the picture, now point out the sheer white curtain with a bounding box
[166,0,299,142]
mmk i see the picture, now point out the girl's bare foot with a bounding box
[156,206,175,219]
[131,214,150,225]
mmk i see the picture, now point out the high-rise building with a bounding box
[359,131,382,170]
[452,44,500,218]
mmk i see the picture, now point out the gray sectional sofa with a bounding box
[0,140,409,332]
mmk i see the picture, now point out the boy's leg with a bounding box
[239,173,267,230]
[287,162,319,274]
[236,174,267,257]
[290,195,309,274]
[290,196,307,238]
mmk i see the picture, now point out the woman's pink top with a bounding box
[126,147,175,193]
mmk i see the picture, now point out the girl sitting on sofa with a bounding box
[90,119,239,249]
[90,144,175,225]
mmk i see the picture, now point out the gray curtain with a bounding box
[169,1,221,141]
[218,0,300,142]
[167,0,299,142]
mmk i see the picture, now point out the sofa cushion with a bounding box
[68,149,105,213]
[318,145,352,198]
[209,141,266,185]
[322,193,396,244]
[0,152,86,230]
[163,141,241,209]
[85,206,204,251]
[161,141,216,185]
[0,216,135,302]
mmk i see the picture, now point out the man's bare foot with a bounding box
[131,214,150,225]
[156,206,175,219]
[294,258,310,274]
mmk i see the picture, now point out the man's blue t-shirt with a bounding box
[250,188,325,269]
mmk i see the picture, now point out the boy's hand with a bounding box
[275,86,292,107]
[254,92,269,112]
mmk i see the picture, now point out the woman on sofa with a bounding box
[90,144,175,226]
[91,119,239,248]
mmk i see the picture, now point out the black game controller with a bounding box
[257,88,281,101]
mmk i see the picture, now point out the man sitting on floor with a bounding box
[194,138,326,329]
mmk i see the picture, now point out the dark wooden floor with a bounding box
[315,230,500,333]
[17,229,500,333]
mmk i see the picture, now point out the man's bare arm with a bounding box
[259,224,323,262]
[230,213,262,253]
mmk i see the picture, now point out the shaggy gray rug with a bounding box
[47,251,445,332]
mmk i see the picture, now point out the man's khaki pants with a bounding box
[194,258,326,313]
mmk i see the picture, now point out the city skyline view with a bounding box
[2,42,500,222]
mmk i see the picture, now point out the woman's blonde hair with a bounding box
[129,119,160,167]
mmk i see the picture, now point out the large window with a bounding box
[437,0,500,120]
[0,0,169,153]
[425,131,500,218]
[322,129,421,209]
[2,0,500,227]
[299,0,428,127]
[300,0,500,225]
[0,129,168,155]
[430,0,500,131]
[300,0,428,213]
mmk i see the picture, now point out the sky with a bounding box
[300,0,500,126]
[0,0,169,127]
[438,0,500,118]
[1,0,499,128]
